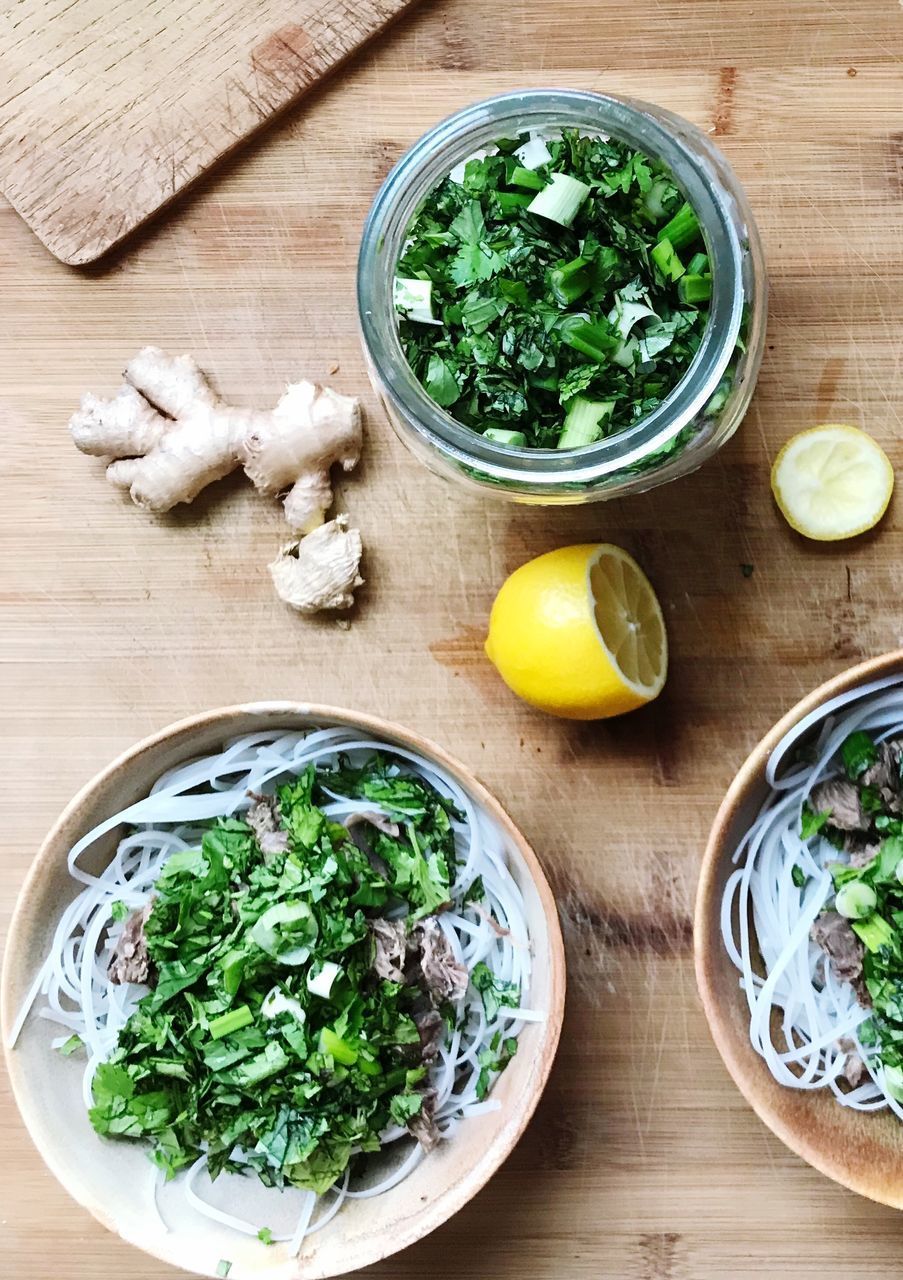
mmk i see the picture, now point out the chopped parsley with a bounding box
[396,129,716,449]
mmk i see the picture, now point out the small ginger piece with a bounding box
[69,346,361,530]
[269,516,363,614]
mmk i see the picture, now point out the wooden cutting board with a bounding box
[0,0,415,266]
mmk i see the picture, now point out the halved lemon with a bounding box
[771,424,894,541]
[484,543,667,720]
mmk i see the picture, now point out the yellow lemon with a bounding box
[484,543,667,720]
[771,424,894,541]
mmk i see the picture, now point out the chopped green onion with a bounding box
[320,1027,358,1066]
[509,165,545,191]
[559,317,619,363]
[527,172,591,227]
[250,901,317,964]
[686,251,709,275]
[483,428,527,446]
[835,882,878,920]
[558,397,616,449]
[307,961,341,999]
[650,237,685,282]
[548,256,591,306]
[219,949,245,996]
[209,1005,254,1041]
[704,373,733,417]
[883,1064,903,1101]
[216,1262,232,1278]
[677,274,712,304]
[495,191,533,214]
[657,201,701,250]
[853,913,895,953]
[393,277,439,325]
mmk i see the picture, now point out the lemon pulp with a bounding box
[484,543,667,721]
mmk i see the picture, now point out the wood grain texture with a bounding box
[0,0,416,264]
[0,0,902,1276]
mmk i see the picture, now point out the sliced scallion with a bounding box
[527,172,591,228]
[558,397,616,449]
[677,274,712,304]
[484,428,527,446]
[650,237,685,282]
[657,201,701,251]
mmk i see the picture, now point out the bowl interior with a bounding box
[2,703,565,1279]
[695,652,903,1208]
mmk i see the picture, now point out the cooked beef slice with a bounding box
[369,917,408,982]
[862,739,903,813]
[809,778,865,832]
[342,811,401,839]
[108,902,154,985]
[246,792,289,856]
[845,836,882,869]
[811,910,870,1006]
[837,1037,869,1088]
[414,917,468,1003]
[407,1088,440,1151]
[414,1008,445,1063]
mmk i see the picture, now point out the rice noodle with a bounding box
[722,678,903,1112]
[10,726,542,1251]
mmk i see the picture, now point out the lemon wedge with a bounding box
[484,543,667,720]
[771,424,894,541]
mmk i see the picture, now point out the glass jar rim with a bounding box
[357,88,747,485]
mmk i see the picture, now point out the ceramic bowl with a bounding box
[2,703,566,1278]
[695,650,903,1207]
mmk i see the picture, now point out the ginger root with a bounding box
[70,346,361,533]
[269,517,364,614]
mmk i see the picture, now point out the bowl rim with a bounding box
[1,700,567,1277]
[694,649,903,1206]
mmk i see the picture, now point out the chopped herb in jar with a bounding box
[395,129,716,450]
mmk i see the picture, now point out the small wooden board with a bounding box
[0,0,415,265]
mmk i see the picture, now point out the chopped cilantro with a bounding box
[464,875,485,904]
[396,129,716,448]
[800,804,830,840]
[471,962,519,1021]
[841,730,878,780]
[257,1227,274,1246]
[476,1033,518,1100]
[791,865,807,889]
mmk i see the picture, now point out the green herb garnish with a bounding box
[800,804,830,840]
[841,730,878,780]
[396,129,712,449]
[85,761,516,1197]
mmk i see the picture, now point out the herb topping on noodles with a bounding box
[12,728,540,1252]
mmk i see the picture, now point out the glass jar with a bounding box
[357,89,766,505]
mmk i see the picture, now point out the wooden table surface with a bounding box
[2,1,902,1276]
